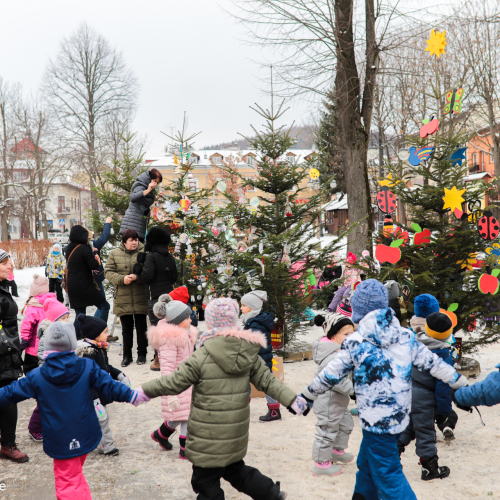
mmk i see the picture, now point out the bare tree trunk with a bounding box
[0,103,10,242]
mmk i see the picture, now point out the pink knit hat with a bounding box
[205,298,239,330]
[30,274,49,297]
[43,298,69,322]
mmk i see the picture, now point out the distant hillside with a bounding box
[202,125,316,150]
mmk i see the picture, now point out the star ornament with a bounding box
[425,29,447,58]
[442,186,466,212]
[378,173,401,188]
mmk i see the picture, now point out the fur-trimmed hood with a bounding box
[147,322,198,350]
[199,327,267,349]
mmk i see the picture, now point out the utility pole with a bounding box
[378,124,384,224]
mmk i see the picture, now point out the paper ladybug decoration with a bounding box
[477,211,500,241]
[376,186,397,214]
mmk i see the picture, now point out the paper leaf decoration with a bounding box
[376,186,397,213]
[478,269,500,295]
[440,303,459,327]
[448,303,459,313]
[457,253,477,270]
[408,146,435,166]
[375,239,403,264]
[419,118,439,138]
[477,211,500,240]
[309,168,320,179]
[378,173,401,188]
[411,223,431,245]
[394,228,409,246]
[443,88,464,115]
[442,186,466,212]
[425,29,447,58]
[449,146,467,166]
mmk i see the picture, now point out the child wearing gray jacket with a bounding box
[311,313,356,477]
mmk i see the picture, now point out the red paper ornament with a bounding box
[477,211,500,241]
[375,239,404,264]
[376,186,397,214]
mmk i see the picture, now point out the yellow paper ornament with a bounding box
[425,29,447,58]
[442,186,466,212]
[309,168,320,179]
[378,174,401,188]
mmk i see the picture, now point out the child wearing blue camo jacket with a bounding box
[300,279,468,500]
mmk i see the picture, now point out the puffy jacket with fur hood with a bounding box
[142,327,297,468]
[304,307,460,435]
[147,322,197,421]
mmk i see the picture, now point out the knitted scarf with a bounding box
[85,338,109,350]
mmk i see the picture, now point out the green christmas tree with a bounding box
[205,99,345,348]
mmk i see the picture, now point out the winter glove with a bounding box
[167,395,180,412]
[287,396,309,416]
[117,372,131,388]
[137,252,146,264]
[449,374,469,390]
[132,263,143,275]
[129,387,151,407]
[94,399,108,421]
[451,389,473,413]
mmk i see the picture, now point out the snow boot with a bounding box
[179,436,187,460]
[331,449,354,464]
[150,355,160,371]
[259,403,281,422]
[312,461,342,477]
[0,444,29,463]
[420,455,450,481]
[443,426,455,441]
[151,424,175,451]
[276,482,287,499]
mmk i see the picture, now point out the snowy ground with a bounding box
[3,268,500,499]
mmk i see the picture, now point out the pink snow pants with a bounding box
[53,453,92,500]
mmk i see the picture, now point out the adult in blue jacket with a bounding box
[90,216,112,325]
[455,364,500,407]
[0,321,147,499]
[240,290,280,422]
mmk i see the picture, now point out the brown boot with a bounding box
[150,355,160,371]
[0,444,29,463]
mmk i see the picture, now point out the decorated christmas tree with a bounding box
[205,99,345,348]
[367,29,500,352]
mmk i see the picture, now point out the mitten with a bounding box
[117,372,131,388]
[94,399,108,421]
[450,374,469,390]
[167,395,180,411]
[137,252,146,264]
[287,395,308,416]
[451,389,473,413]
[132,263,143,275]
[130,387,151,407]
[349,393,357,401]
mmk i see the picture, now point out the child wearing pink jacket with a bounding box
[148,294,197,459]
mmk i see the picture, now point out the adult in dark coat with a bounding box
[65,225,107,338]
[0,250,27,463]
[119,168,162,242]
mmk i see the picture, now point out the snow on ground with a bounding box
[3,269,500,499]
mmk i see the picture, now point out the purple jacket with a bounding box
[328,286,351,313]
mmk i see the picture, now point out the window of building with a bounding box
[246,155,256,166]
[71,198,74,209]
[212,155,222,165]
[491,147,495,163]
[58,196,65,212]
[472,153,477,165]
[245,177,257,192]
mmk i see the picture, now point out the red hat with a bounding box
[169,286,189,304]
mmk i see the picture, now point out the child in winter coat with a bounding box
[398,312,455,480]
[240,290,279,422]
[148,294,197,458]
[384,280,403,323]
[138,298,308,500]
[20,274,56,375]
[76,314,131,456]
[169,285,198,327]
[410,294,458,440]
[37,299,70,367]
[46,243,66,303]
[311,313,355,477]
[301,279,469,500]
[0,321,148,500]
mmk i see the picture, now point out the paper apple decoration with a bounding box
[375,239,404,264]
[440,303,458,328]
[376,186,397,214]
[478,269,500,295]
[394,227,409,246]
[411,223,431,245]
[419,117,439,138]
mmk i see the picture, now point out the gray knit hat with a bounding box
[153,294,191,325]
[241,290,267,310]
[0,249,10,262]
[44,322,77,352]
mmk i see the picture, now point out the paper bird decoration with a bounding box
[449,146,468,166]
[443,88,464,115]
[408,146,435,166]
[442,186,466,212]
[425,29,447,58]
[485,242,500,264]
[378,174,401,188]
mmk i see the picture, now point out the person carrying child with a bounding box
[300,279,468,500]
[398,311,455,480]
[0,321,149,500]
[46,243,66,303]
[76,314,131,456]
[311,313,355,477]
[409,294,459,442]
[136,297,309,500]
[148,294,197,458]
[240,290,280,422]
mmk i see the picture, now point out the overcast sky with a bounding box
[0,0,312,157]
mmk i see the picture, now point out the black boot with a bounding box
[259,403,282,422]
[151,423,175,451]
[420,455,450,481]
[121,356,132,367]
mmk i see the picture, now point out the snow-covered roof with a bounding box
[323,195,348,211]
[145,149,317,168]
[464,172,494,182]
